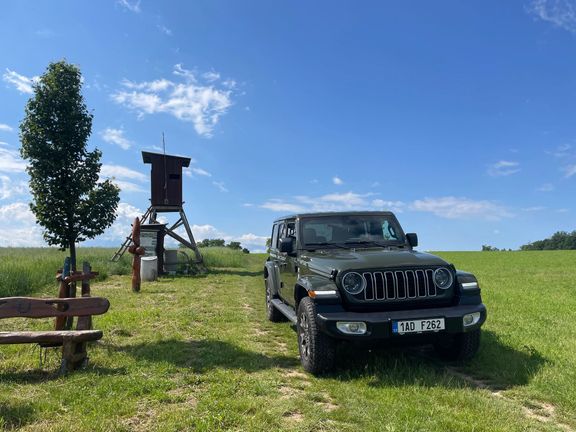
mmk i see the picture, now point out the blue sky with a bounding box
[1,0,576,251]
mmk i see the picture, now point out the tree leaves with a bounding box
[19,61,120,263]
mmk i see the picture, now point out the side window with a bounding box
[276,223,286,249]
[271,224,279,250]
[286,221,296,238]
[382,220,399,240]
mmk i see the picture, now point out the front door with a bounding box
[279,220,298,307]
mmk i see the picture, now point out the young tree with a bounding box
[20,61,120,271]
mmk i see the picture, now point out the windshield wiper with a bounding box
[304,242,349,250]
[344,240,391,248]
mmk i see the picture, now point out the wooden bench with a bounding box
[0,296,109,373]
[0,261,110,374]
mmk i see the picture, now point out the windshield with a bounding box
[300,215,405,248]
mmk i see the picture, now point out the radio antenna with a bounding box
[162,132,168,205]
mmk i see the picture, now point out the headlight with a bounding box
[433,268,453,289]
[342,272,365,295]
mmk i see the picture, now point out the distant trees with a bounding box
[19,61,120,271]
[481,245,512,252]
[197,238,250,253]
[198,239,226,248]
[520,231,576,250]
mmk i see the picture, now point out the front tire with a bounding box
[434,329,481,361]
[297,297,336,374]
[265,276,286,322]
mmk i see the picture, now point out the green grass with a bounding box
[0,249,575,431]
[0,248,131,297]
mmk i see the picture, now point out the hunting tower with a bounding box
[111,151,204,268]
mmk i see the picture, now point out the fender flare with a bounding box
[264,261,281,297]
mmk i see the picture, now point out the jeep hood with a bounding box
[300,249,449,275]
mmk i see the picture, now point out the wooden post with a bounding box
[55,257,70,331]
[77,262,92,331]
[128,217,145,292]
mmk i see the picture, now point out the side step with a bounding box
[270,299,297,324]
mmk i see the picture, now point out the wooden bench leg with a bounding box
[60,338,75,375]
[60,338,88,374]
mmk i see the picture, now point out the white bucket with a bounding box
[141,256,158,281]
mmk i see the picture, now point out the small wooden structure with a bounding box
[0,261,109,374]
[111,150,204,272]
[142,151,190,207]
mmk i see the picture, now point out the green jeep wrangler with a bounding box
[264,211,486,374]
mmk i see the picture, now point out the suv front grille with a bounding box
[361,270,437,301]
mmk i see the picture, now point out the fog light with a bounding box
[336,321,367,335]
[463,312,481,327]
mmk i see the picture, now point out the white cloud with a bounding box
[0,176,28,200]
[112,64,234,137]
[3,69,38,94]
[260,192,512,221]
[411,196,513,221]
[100,128,133,150]
[117,0,141,13]
[549,143,573,158]
[487,160,520,177]
[191,167,212,177]
[522,206,546,212]
[537,183,555,192]
[332,176,343,185]
[563,164,576,177]
[203,71,220,82]
[242,203,253,207]
[0,124,13,132]
[0,146,27,173]
[371,199,406,213]
[528,0,576,33]
[98,202,143,242]
[99,164,147,193]
[260,200,306,213]
[110,180,146,193]
[100,164,147,182]
[261,192,387,213]
[212,181,228,192]
[236,233,268,248]
[157,24,172,36]
[0,202,44,246]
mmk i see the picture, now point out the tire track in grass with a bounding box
[408,348,574,432]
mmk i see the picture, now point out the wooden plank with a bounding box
[0,297,110,319]
[56,272,99,283]
[0,330,103,345]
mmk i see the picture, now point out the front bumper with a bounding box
[316,303,487,340]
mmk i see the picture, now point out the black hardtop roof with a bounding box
[273,211,396,223]
[141,151,191,167]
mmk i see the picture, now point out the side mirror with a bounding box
[279,237,295,254]
[406,233,418,248]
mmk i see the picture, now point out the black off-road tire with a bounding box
[434,329,481,362]
[297,297,336,374]
[265,277,286,322]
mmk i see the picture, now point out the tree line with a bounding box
[196,239,250,254]
[519,231,576,251]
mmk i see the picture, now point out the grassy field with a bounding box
[0,248,131,297]
[0,249,575,431]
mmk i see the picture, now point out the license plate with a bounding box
[392,318,445,335]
